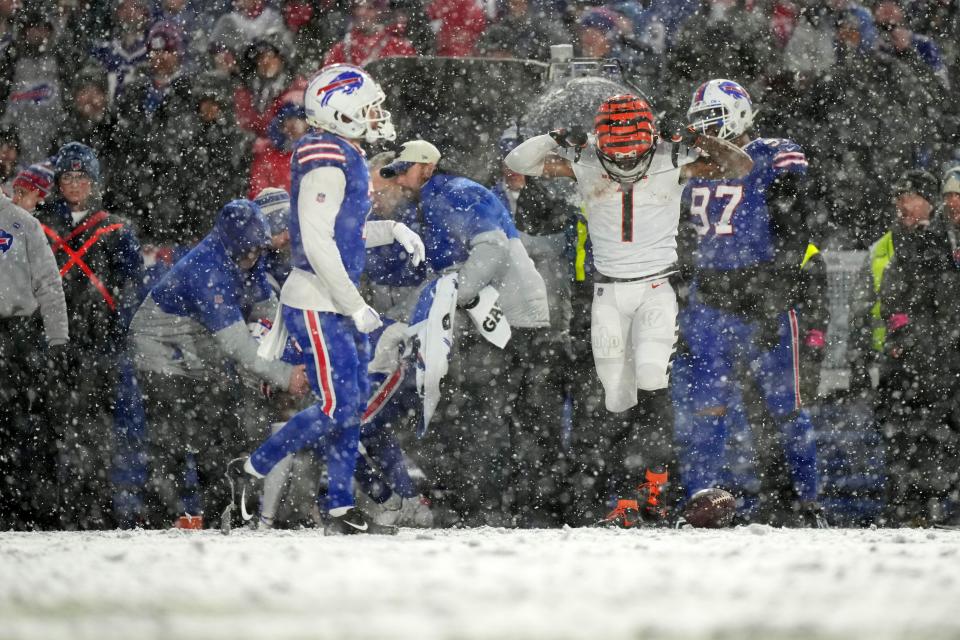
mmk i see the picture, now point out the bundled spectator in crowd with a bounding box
[427,0,486,57]
[248,101,306,198]
[10,161,54,213]
[89,0,150,104]
[0,0,18,58]
[281,0,349,75]
[875,0,949,89]
[0,123,19,192]
[574,8,648,85]
[323,0,416,67]
[476,0,564,60]
[51,66,116,175]
[129,199,306,528]
[207,37,240,78]
[179,71,251,244]
[234,29,305,138]
[151,0,213,72]
[0,8,66,164]
[34,142,143,529]
[390,0,434,55]
[0,179,69,530]
[873,170,960,526]
[109,20,193,244]
[211,0,286,56]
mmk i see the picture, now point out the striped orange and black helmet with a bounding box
[594,94,657,183]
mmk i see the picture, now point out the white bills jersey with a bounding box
[560,141,696,279]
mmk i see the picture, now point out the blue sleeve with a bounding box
[449,185,503,238]
[189,270,245,334]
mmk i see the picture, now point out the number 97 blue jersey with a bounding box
[683,138,808,271]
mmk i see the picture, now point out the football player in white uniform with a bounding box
[506,94,752,526]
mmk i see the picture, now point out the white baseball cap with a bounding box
[379,140,441,178]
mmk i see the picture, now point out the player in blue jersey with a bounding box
[679,78,826,526]
[223,64,426,535]
[130,199,309,527]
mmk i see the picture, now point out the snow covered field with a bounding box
[1,526,958,640]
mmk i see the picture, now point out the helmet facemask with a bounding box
[596,143,656,184]
[687,80,755,141]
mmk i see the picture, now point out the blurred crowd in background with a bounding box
[0,0,959,530]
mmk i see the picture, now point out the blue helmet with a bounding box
[55,142,101,183]
[213,199,272,262]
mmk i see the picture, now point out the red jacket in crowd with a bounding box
[234,76,308,137]
[428,0,487,57]
[248,136,292,199]
[323,25,417,67]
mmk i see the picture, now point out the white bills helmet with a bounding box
[304,64,396,144]
[687,79,754,141]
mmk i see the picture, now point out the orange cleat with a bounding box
[173,514,204,530]
[596,499,642,528]
[637,469,670,524]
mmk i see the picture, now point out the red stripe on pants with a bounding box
[305,310,336,417]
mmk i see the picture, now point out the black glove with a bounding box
[658,117,699,146]
[44,343,73,374]
[884,313,913,359]
[549,126,588,149]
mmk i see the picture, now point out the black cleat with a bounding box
[324,507,399,536]
[220,456,261,535]
[800,502,830,529]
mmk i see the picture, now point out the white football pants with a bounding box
[591,276,678,413]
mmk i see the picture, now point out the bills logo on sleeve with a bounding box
[0,229,13,254]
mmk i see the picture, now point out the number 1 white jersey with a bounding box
[559,141,696,279]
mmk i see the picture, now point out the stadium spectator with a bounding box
[280,0,349,76]
[874,169,960,525]
[51,67,116,176]
[180,71,251,243]
[11,161,54,213]
[480,0,564,61]
[323,0,417,67]
[109,20,193,244]
[0,186,69,530]
[0,123,20,193]
[0,0,17,58]
[0,8,66,164]
[151,0,213,72]
[234,29,306,137]
[211,0,286,56]
[34,142,143,529]
[427,0,486,57]
[89,0,150,104]
[248,101,305,198]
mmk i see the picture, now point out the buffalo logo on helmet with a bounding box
[717,81,750,101]
[317,70,365,107]
[0,229,13,254]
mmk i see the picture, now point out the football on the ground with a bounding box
[682,488,737,528]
